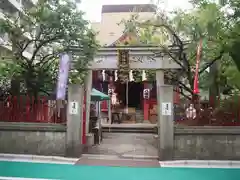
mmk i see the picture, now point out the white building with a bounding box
[0,0,37,59]
[91,4,156,46]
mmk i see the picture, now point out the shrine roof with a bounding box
[108,32,188,48]
[109,31,134,46]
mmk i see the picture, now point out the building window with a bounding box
[109,32,115,36]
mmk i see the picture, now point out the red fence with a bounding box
[100,95,240,126]
[2,94,240,126]
[0,96,66,124]
[169,96,240,126]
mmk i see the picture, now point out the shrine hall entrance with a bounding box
[115,81,144,109]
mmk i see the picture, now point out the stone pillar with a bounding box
[66,84,84,157]
[85,70,92,134]
[156,70,174,161]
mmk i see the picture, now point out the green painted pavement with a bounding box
[0,161,240,180]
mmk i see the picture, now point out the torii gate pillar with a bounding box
[156,70,174,161]
[85,70,92,135]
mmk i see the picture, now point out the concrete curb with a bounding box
[0,177,57,180]
[121,154,158,160]
[159,160,240,168]
[81,154,121,160]
[0,153,78,165]
[81,154,159,161]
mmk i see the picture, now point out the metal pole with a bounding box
[126,80,129,113]
[98,101,102,144]
[108,100,112,124]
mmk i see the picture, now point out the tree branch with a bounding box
[175,87,191,100]
[20,39,36,54]
[165,74,193,94]
[35,52,58,67]
[156,47,187,71]
[178,80,193,94]
[199,50,224,74]
[140,21,193,80]
[30,36,61,63]
[38,87,50,96]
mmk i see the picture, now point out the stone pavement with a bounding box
[83,132,158,159]
[79,132,159,167]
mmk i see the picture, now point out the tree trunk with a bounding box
[10,77,20,96]
[209,62,219,108]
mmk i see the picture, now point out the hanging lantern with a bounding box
[102,70,106,81]
[129,70,134,82]
[114,70,118,81]
[143,88,150,99]
[108,88,114,95]
[142,70,147,81]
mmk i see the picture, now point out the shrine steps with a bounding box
[135,109,144,123]
[101,123,157,134]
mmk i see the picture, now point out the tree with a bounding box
[120,1,232,101]
[220,0,240,71]
[192,0,240,94]
[0,0,98,97]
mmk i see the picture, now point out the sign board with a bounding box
[161,102,172,116]
[69,101,79,115]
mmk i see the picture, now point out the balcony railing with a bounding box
[0,33,32,59]
[0,33,9,45]
[7,0,22,12]
[0,9,16,22]
[0,1,50,60]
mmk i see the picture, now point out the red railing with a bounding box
[99,94,240,126]
[0,96,66,124]
[150,95,240,126]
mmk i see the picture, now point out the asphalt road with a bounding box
[1,160,240,180]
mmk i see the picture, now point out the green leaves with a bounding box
[119,0,240,98]
[0,0,98,96]
[229,40,240,70]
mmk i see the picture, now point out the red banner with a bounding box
[193,39,203,94]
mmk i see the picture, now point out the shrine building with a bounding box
[91,4,180,123]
